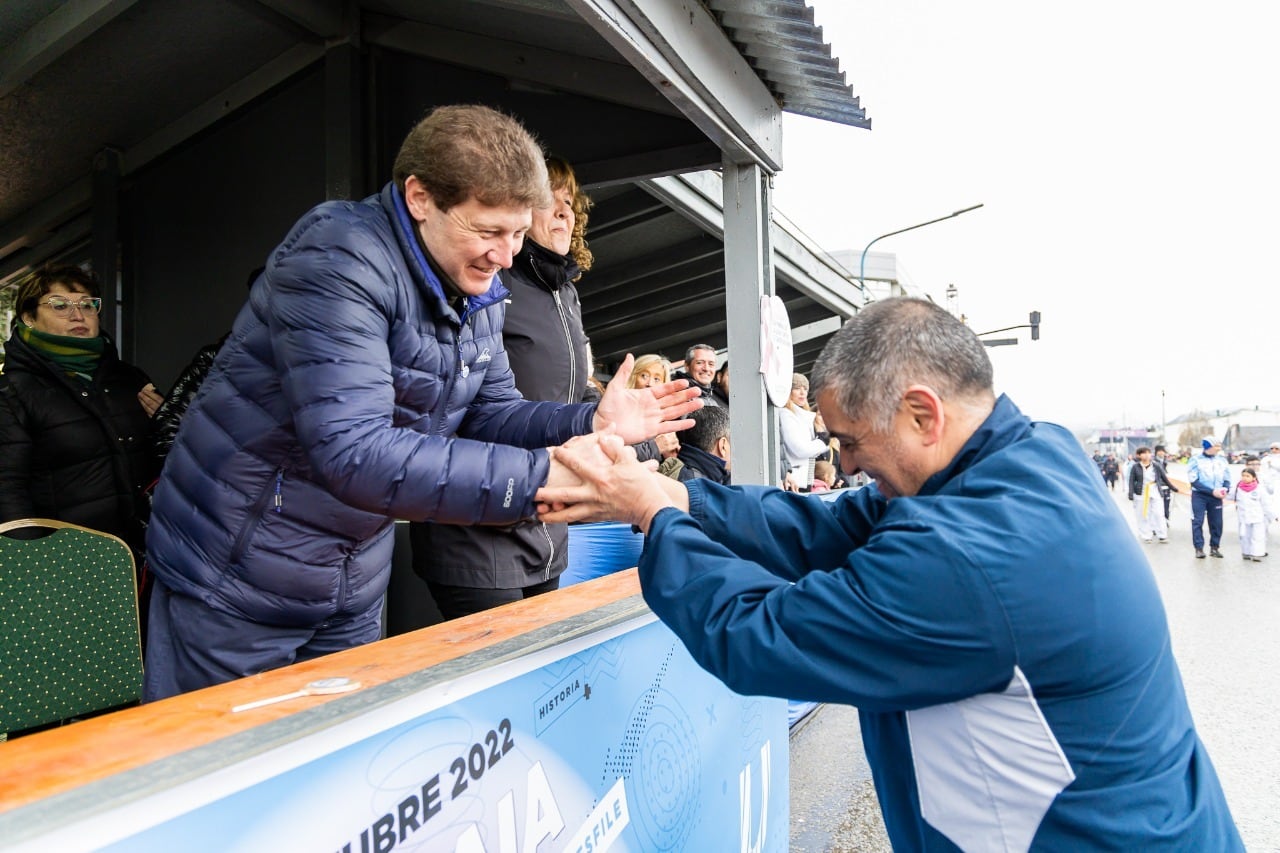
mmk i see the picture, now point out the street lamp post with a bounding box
[1161,389,1166,446]
[858,204,984,296]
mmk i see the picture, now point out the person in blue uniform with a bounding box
[538,297,1242,851]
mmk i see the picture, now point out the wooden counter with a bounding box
[0,567,788,852]
[0,571,641,811]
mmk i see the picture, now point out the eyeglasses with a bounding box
[39,296,102,316]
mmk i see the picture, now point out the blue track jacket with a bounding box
[1186,450,1231,497]
[639,395,1241,851]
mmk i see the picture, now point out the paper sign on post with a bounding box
[760,295,793,408]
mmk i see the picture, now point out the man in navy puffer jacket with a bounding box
[143,105,699,700]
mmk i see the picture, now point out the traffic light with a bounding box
[1029,310,1041,341]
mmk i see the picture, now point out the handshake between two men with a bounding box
[539,353,700,534]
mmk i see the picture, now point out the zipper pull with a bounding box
[274,471,283,513]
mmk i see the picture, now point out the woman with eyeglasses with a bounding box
[0,265,161,563]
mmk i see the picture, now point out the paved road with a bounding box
[1126,480,1280,850]
[789,476,1280,851]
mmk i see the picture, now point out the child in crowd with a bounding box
[1231,468,1275,561]
[810,460,838,493]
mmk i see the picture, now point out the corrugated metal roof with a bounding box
[704,0,870,129]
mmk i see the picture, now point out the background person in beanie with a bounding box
[1187,435,1231,558]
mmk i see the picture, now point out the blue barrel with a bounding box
[562,522,646,586]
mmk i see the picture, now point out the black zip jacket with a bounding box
[411,240,591,589]
[0,330,156,554]
[1128,460,1177,501]
[151,335,226,469]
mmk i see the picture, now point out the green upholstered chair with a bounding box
[0,518,143,735]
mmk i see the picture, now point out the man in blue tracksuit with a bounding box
[1187,435,1232,558]
[540,298,1242,851]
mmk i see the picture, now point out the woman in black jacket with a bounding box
[0,266,160,560]
[410,157,599,619]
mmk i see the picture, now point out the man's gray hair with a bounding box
[811,298,993,433]
[685,344,716,364]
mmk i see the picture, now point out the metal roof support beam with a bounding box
[573,142,723,188]
[365,19,678,118]
[0,43,324,278]
[0,212,91,284]
[640,171,862,317]
[250,0,346,39]
[125,43,325,175]
[566,0,784,171]
[791,315,843,345]
[0,0,140,100]
[721,157,781,486]
[324,41,365,200]
[91,148,122,349]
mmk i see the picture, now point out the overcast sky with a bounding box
[771,1,1280,431]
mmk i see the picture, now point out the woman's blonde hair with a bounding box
[628,354,671,389]
[788,372,811,411]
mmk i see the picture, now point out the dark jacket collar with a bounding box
[917,394,1031,498]
[509,239,579,292]
[678,443,731,484]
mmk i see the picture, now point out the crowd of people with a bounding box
[0,103,848,695]
[1095,438,1280,560]
[0,103,1245,848]
[1,106,701,701]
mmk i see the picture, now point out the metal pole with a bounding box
[1161,389,1166,446]
[858,204,984,295]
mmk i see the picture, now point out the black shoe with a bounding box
[1210,548,1224,558]
[1195,549,1205,559]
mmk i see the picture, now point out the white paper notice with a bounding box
[759,295,793,407]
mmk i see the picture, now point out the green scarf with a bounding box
[17,321,104,383]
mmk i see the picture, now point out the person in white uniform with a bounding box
[1127,446,1179,542]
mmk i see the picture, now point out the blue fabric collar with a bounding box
[917,394,1031,497]
[382,183,510,323]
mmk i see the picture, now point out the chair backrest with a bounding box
[0,518,143,733]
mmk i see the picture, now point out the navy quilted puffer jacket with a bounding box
[146,183,596,626]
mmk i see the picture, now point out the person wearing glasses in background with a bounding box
[1260,442,1280,494]
[0,265,163,565]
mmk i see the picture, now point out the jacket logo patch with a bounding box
[476,347,492,364]
[503,478,515,508]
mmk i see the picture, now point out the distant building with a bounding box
[1224,424,1280,456]
[1166,407,1280,457]
[1088,428,1153,459]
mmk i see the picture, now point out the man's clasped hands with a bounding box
[538,354,700,533]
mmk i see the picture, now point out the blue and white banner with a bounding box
[75,618,787,852]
